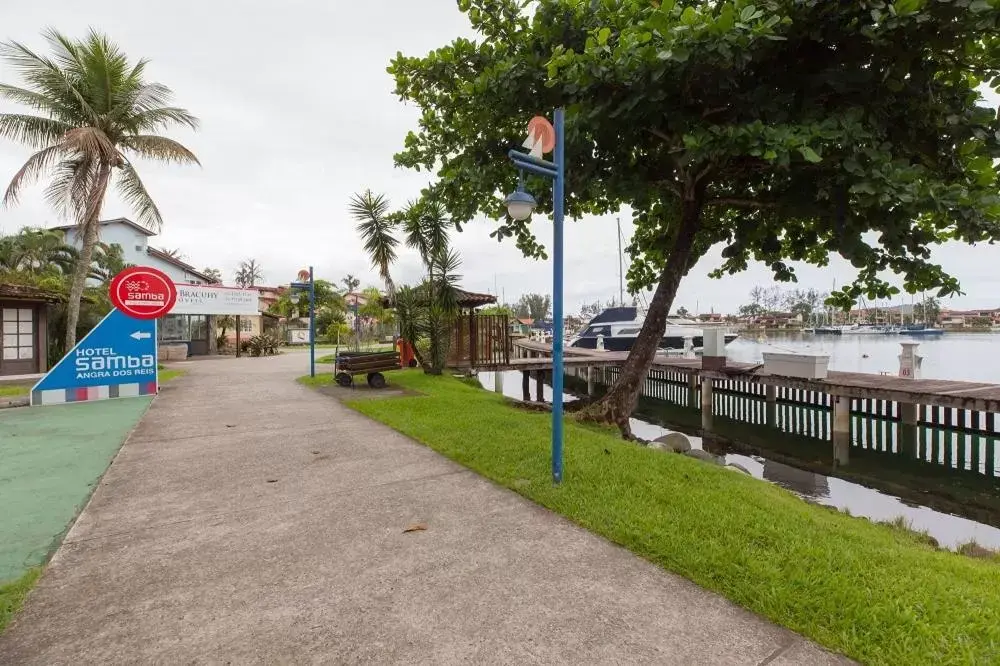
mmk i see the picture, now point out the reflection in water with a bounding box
[478,370,1000,550]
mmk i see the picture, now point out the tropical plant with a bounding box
[341,273,361,295]
[157,247,183,259]
[0,29,200,350]
[234,258,264,288]
[246,334,280,357]
[0,227,77,275]
[89,241,131,282]
[216,314,236,350]
[201,267,222,284]
[349,190,462,373]
[386,0,1000,435]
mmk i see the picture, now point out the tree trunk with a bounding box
[587,199,704,437]
[64,164,112,351]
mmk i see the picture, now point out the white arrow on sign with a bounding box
[130,331,152,341]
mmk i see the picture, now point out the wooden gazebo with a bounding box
[380,287,510,368]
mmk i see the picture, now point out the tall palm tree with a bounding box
[349,190,461,373]
[0,29,199,349]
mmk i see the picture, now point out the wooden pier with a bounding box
[499,339,1000,475]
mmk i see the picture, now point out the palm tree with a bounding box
[234,259,264,288]
[0,29,199,349]
[341,273,361,295]
[0,227,77,275]
[349,191,461,373]
[89,242,132,283]
[158,247,184,260]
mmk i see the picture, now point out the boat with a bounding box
[569,307,739,352]
[814,325,844,335]
[899,324,945,337]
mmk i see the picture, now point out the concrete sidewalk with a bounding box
[0,354,850,664]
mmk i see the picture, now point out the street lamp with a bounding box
[290,266,316,378]
[506,108,566,484]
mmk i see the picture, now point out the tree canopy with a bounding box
[389,0,1000,432]
[389,0,1000,304]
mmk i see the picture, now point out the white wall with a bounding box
[63,222,150,266]
[62,221,208,285]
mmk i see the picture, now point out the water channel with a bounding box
[477,331,1000,551]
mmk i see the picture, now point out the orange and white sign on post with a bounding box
[109,266,178,320]
[523,116,556,158]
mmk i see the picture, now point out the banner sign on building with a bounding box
[170,284,259,316]
[31,308,157,406]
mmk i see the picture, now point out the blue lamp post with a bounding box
[290,266,316,378]
[506,108,565,484]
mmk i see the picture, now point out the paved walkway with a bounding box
[0,354,850,664]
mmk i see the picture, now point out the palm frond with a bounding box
[431,248,463,313]
[420,200,451,260]
[0,83,74,118]
[3,144,65,207]
[349,189,399,294]
[63,126,115,161]
[115,159,163,230]
[0,113,71,149]
[0,36,97,124]
[132,106,200,132]
[123,135,200,165]
[43,156,95,220]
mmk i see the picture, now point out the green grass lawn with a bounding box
[320,369,1000,666]
[0,568,40,634]
[158,368,185,383]
[0,385,29,398]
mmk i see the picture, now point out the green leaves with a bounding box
[388,0,1000,310]
[798,146,822,163]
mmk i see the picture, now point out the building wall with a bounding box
[62,223,150,266]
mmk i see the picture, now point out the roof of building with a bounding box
[50,217,157,237]
[516,317,534,326]
[379,287,496,310]
[0,283,63,302]
[145,246,215,283]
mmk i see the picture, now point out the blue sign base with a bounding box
[31,308,158,406]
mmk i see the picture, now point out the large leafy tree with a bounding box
[0,29,199,350]
[388,0,1000,435]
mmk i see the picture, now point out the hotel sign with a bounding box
[170,284,260,316]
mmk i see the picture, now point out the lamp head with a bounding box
[504,188,537,221]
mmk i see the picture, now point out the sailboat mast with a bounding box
[617,217,624,307]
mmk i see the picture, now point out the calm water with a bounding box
[478,368,1000,550]
[727,331,1000,382]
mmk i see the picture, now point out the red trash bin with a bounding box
[396,338,418,367]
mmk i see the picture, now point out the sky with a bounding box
[1,0,998,316]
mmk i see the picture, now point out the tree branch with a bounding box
[707,198,780,209]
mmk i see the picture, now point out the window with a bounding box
[618,328,641,335]
[2,307,34,360]
[240,318,254,332]
[158,314,209,342]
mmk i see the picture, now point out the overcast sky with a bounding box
[1,1,998,315]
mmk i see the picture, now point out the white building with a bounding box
[54,217,219,355]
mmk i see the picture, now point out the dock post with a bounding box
[899,402,918,458]
[765,385,777,427]
[522,371,530,402]
[535,370,545,402]
[898,343,923,379]
[833,395,851,466]
[493,369,504,394]
[687,373,699,409]
[587,366,595,396]
[701,377,713,431]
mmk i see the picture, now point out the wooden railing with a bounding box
[448,314,510,368]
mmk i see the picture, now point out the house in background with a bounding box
[216,286,284,346]
[0,284,60,377]
[55,217,219,355]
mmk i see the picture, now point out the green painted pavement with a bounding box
[0,398,153,582]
